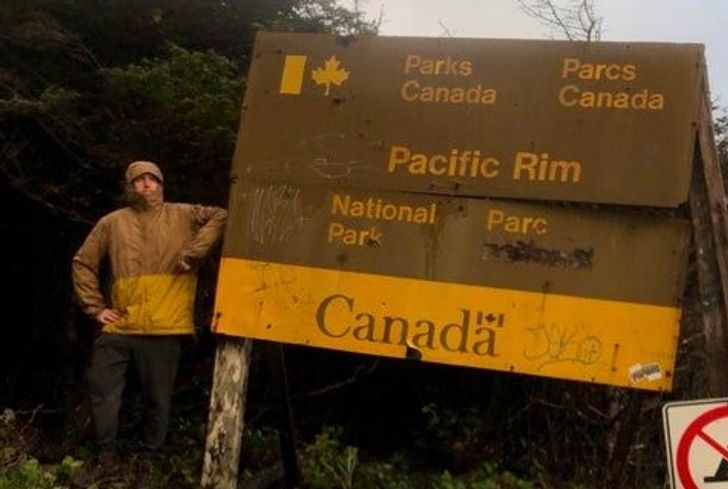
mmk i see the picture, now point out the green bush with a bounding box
[0,409,82,489]
[300,425,546,489]
[302,426,359,489]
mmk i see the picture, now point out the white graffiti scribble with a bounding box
[247,184,304,245]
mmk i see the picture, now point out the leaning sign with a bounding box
[214,33,701,391]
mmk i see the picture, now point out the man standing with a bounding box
[72,160,227,453]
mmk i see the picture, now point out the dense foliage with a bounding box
[0,0,377,218]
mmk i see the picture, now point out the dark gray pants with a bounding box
[87,333,182,450]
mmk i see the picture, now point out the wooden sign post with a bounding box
[201,338,251,489]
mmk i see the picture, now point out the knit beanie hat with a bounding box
[125,161,164,184]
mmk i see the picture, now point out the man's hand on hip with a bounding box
[96,308,122,325]
[178,253,194,272]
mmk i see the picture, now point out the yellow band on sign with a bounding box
[213,257,682,391]
[279,55,307,95]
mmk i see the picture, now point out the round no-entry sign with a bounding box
[663,399,728,489]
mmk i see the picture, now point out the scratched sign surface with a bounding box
[232,33,703,207]
[214,182,691,390]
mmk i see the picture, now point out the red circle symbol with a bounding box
[676,405,728,489]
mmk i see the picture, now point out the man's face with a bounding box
[132,173,161,196]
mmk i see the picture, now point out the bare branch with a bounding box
[438,19,454,38]
[373,3,385,32]
[577,0,602,41]
[0,137,94,225]
[517,0,602,42]
[296,360,379,397]
[517,0,575,40]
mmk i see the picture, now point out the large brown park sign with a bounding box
[214,182,690,390]
[234,33,703,207]
[213,33,705,391]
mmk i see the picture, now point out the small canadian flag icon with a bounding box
[279,55,350,96]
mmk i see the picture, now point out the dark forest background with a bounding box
[2,1,728,487]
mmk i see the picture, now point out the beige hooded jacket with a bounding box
[72,162,227,335]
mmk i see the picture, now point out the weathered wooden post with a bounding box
[690,95,728,396]
[201,337,252,489]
